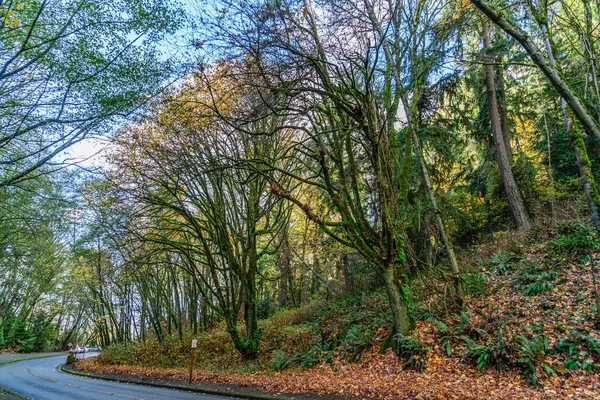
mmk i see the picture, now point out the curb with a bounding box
[59,364,290,400]
[0,386,27,400]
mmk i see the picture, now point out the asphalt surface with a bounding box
[0,355,237,400]
[0,353,65,364]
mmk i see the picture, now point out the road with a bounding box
[0,353,66,364]
[0,355,237,400]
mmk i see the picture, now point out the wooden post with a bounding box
[188,339,197,384]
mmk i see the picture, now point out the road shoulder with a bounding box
[0,386,26,400]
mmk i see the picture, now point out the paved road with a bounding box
[0,355,237,400]
[0,352,66,364]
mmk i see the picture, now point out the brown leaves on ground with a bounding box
[80,236,600,399]
[79,342,599,400]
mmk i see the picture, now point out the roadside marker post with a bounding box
[188,339,197,384]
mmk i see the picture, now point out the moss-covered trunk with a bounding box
[382,263,414,337]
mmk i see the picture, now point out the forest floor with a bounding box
[79,223,600,399]
[76,342,599,399]
[64,362,339,400]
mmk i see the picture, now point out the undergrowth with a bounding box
[96,219,600,388]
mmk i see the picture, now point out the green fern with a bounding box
[268,350,290,371]
[516,335,554,387]
[342,324,373,363]
[393,335,430,371]
[462,329,510,371]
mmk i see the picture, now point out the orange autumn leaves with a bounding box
[79,336,599,400]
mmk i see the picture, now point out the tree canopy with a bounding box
[2,0,600,397]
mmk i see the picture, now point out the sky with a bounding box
[67,138,108,167]
[63,1,203,169]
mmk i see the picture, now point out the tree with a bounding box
[107,67,292,358]
[482,22,530,229]
[0,0,181,188]
[0,171,78,350]
[468,0,600,233]
[469,0,600,144]
[202,0,419,335]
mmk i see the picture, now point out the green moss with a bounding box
[567,113,600,209]
[398,128,412,203]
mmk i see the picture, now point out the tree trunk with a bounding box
[582,1,600,121]
[423,213,435,266]
[239,203,260,359]
[310,258,320,296]
[243,280,259,358]
[342,253,354,292]
[470,0,600,144]
[245,247,259,347]
[483,23,530,230]
[541,27,600,234]
[201,296,208,331]
[382,263,414,336]
[406,112,464,306]
[226,291,259,360]
[495,58,513,166]
[569,122,600,233]
[141,302,146,342]
[278,232,293,309]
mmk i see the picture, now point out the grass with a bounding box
[0,386,26,400]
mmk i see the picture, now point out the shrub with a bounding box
[516,335,555,387]
[515,270,557,296]
[554,336,600,372]
[414,307,434,322]
[553,338,579,357]
[157,354,175,367]
[268,350,290,372]
[98,343,135,365]
[341,324,373,363]
[584,335,600,356]
[268,301,322,328]
[549,220,598,261]
[291,342,334,369]
[432,310,476,357]
[488,251,521,275]
[462,329,511,371]
[265,324,320,354]
[392,335,430,371]
[12,321,36,353]
[257,295,276,320]
[523,281,553,296]
[432,316,468,357]
[554,220,596,238]
[463,272,488,296]
[317,289,390,347]
[432,320,452,356]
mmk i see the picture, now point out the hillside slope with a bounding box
[80,221,600,399]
